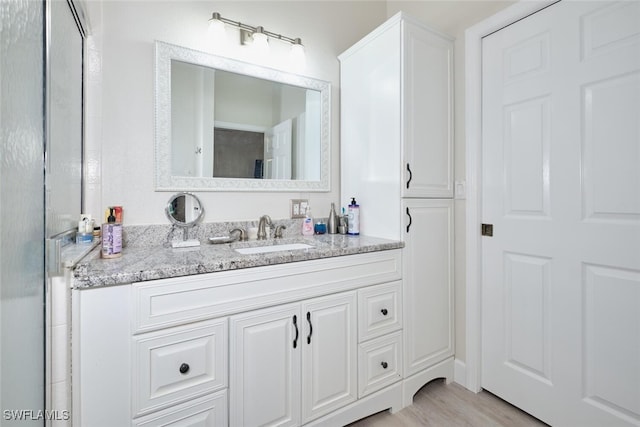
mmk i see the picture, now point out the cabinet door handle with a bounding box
[179,363,190,374]
[381,308,388,316]
[381,361,388,369]
[293,315,299,349]
[406,207,412,233]
[406,163,412,189]
[306,311,313,344]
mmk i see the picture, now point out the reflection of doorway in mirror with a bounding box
[264,119,292,180]
[171,60,215,178]
[213,127,265,178]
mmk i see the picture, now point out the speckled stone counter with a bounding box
[73,234,403,289]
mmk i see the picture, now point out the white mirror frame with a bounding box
[155,41,331,192]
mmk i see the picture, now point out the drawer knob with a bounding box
[381,308,388,316]
[381,361,388,369]
[179,363,190,374]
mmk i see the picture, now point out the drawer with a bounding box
[358,281,402,341]
[133,318,228,417]
[132,250,401,334]
[132,391,227,426]
[358,332,403,398]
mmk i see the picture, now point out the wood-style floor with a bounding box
[347,379,549,427]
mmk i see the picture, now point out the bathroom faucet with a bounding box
[257,215,272,240]
[274,224,286,238]
[230,228,247,241]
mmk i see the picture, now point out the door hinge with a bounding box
[481,223,493,237]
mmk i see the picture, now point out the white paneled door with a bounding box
[482,1,640,426]
[264,119,292,180]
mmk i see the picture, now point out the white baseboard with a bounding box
[453,358,466,388]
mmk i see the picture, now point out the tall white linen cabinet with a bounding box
[339,11,455,404]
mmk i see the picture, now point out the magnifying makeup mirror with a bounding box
[165,192,204,247]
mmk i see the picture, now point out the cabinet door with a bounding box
[401,21,454,198]
[229,304,301,427]
[402,199,454,376]
[301,292,358,423]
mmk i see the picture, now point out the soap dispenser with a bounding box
[347,197,360,235]
[101,207,122,259]
[302,205,314,236]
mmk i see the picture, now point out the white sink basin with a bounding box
[235,243,314,255]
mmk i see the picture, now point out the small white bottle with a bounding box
[348,197,360,235]
[302,206,314,236]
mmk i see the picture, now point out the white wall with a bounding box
[214,72,277,127]
[84,0,387,225]
[84,0,515,366]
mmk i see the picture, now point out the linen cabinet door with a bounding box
[301,292,358,424]
[401,20,454,199]
[402,199,454,376]
[229,304,301,427]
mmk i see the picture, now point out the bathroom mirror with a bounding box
[155,41,331,192]
[165,192,205,227]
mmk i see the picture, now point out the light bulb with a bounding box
[252,27,270,56]
[208,13,226,43]
[290,38,306,71]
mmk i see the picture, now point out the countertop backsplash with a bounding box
[123,218,312,248]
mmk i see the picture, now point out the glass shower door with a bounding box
[0,1,46,425]
[1,0,84,423]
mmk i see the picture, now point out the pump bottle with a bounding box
[347,197,360,235]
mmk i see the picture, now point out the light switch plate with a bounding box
[290,199,309,218]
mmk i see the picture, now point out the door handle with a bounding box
[406,207,412,233]
[406,163,412,189]
[293,315,299,349]
[306,311,313,344]
[46,238,62,276]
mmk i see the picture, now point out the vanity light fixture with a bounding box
[208,12,304,55]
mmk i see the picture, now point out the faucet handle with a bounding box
[274,224,287,238]
[230,228,247,241]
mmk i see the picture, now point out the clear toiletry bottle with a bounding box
[327,202,338,234]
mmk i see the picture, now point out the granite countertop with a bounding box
[73,234,403,289]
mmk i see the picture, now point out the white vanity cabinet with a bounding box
[229,292,357,426]
[72,249,405,427]
[339,11,455,406]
